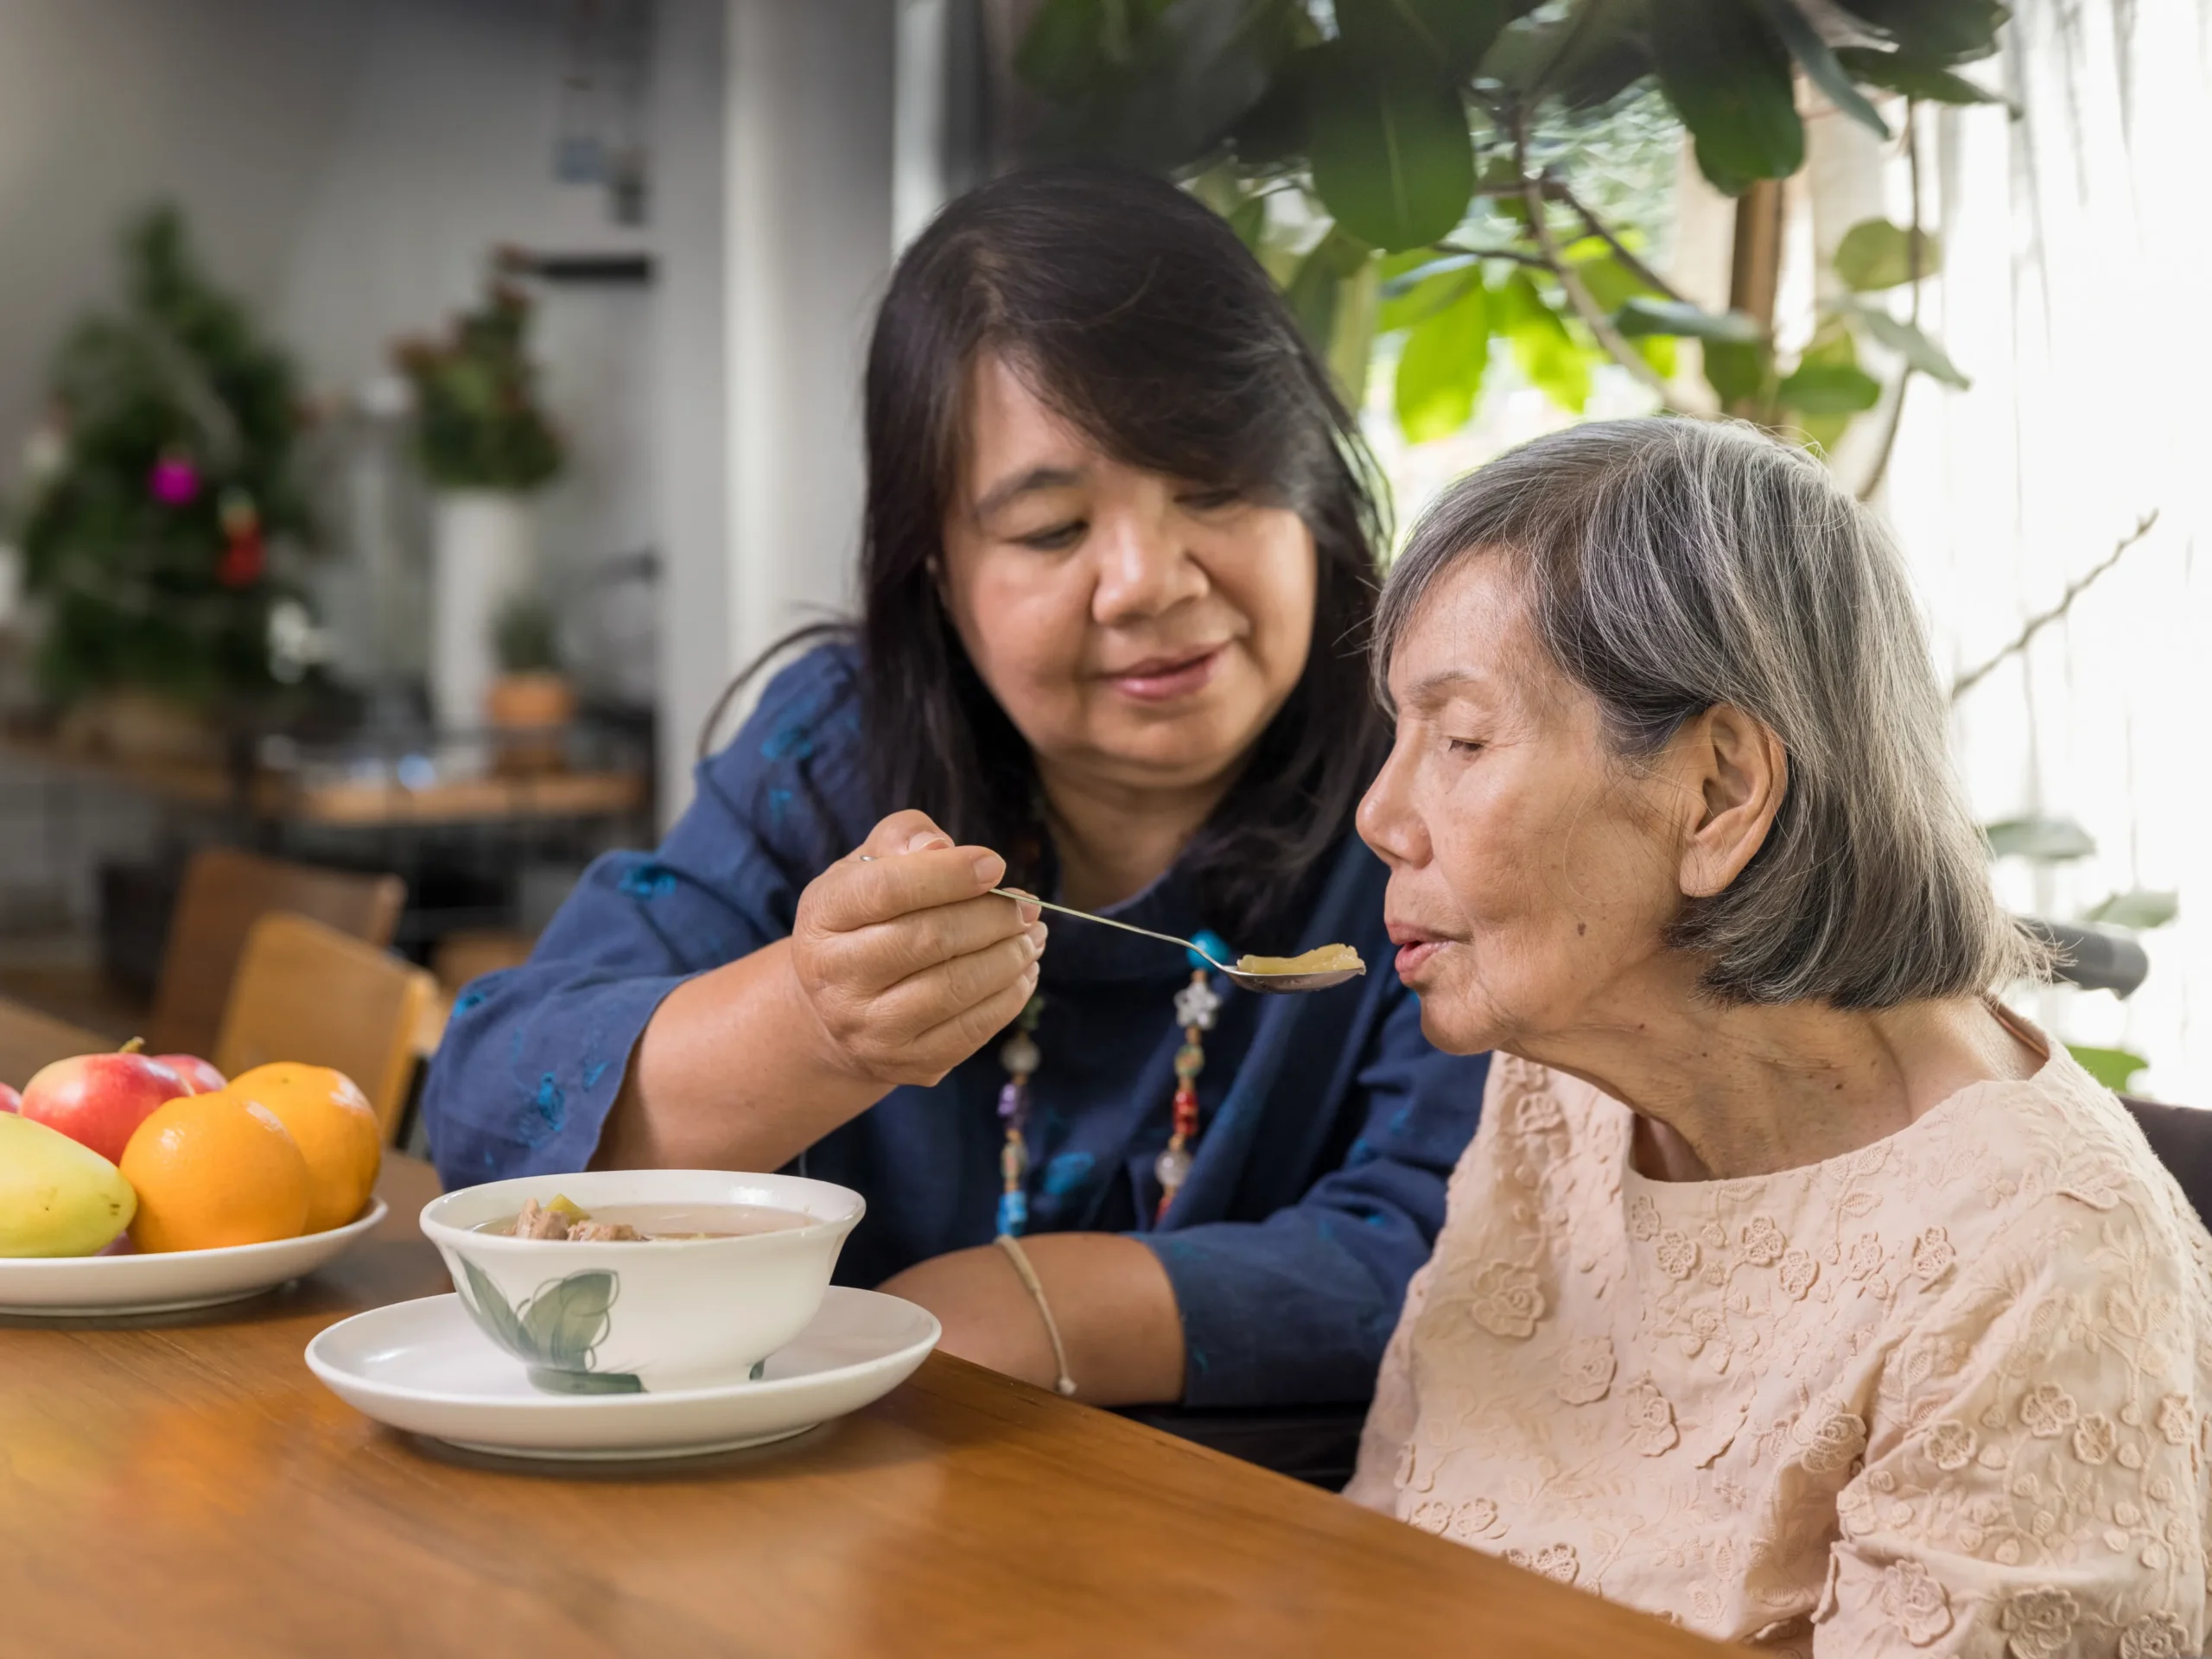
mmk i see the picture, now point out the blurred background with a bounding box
[0,0,2203,1114]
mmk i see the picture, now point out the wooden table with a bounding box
[2,731,648,828]
[0,1007,1724,1657]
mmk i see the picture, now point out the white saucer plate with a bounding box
[0,1198,390,1316]
[306,1285,941,1460]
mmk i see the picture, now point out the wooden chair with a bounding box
[213,912,442,1145]
[430,928,536,995]
[149,848,405,1061]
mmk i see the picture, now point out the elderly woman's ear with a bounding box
[1669,704,1787,902]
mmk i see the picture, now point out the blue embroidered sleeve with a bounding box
[1141,987,1486,1408]
[420,645,870,1186]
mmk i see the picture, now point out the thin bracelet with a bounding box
[994,1233,1077,1397]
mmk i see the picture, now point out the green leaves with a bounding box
[1395,278,1492,441]
[1648,0,1802,194]
[1832,0,2009,67]
[1018,0,1308,170]
[1835,219,1942,291]
[1377,257,1478,333]
[2084,891,2181,930]
[1850,303,1970,388]
[1497,272,1590,412]
[1751,0,1889,138]
[1478,0,1646,106]
[1334,0,1522,78]
[2068,1045,2149,1093]
[1777,361,1882,414]
[1616,297,1763,344]
[1984,817,2097,861]
[1306,41,1475,251]
[1286,226,1380,404]
[1834,47,2005,105]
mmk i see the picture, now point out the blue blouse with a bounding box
[420,645,1488,1408]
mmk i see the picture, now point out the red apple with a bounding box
[22,1052,190,1164]
[0,1082,18,1113]
[156,1054,227,1096]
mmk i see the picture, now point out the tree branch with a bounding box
[1512,120,1679,407]
[1948,512,2161,702]
[1548,176,1688,304]
[1432,240,1551,269]
[1856,101,1923,504]
[1852,365,1913,500]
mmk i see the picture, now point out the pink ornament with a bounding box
[149,453,200,505]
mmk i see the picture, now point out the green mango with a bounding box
[0,1111,137,1256]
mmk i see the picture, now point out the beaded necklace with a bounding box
[995,994,1044,1236]
[994,931,1227,1238]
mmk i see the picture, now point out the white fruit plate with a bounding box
[0,1199,389,1316]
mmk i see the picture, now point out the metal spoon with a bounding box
[989,889,1364,995]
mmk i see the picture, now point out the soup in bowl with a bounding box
[420,1169,865,1395]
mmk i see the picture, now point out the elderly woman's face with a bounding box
[939,355,1317,795]
[1358,555,1688,1056]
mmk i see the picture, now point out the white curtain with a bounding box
[1885,0,2212,1103]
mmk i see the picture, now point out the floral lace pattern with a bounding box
[1346,1034,2212,1656]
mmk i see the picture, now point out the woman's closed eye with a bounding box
[1011,518,1086,552]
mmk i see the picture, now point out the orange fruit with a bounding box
[226,1064,381,1234]
[120,1091,309,1253]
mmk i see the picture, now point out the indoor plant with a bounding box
[393,277,563,734]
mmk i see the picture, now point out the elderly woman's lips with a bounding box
[1103,646,1223,702]
[1394,939,1446,978]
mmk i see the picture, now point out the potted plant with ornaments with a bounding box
[9,207,316,759]
[392,278,563,734]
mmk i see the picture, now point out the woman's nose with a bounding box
[1357,737,1427,869]
[1090,508,1206,625]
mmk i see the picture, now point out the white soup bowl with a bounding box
[420,1169,864,1395]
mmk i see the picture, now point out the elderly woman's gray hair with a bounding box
[1376,416,2042,1007]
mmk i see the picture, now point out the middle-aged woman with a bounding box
[1345,417,2212,1657]
[420,166,1490,1411]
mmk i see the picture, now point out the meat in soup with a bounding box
[480,1195,810,1242]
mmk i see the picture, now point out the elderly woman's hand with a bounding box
[789,810,1046,1088]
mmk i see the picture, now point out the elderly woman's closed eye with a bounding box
[1346,418,2212,1659]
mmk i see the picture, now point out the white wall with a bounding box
[693,0,898,798]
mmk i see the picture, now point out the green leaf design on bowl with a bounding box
[528,1366,645,1395]
[455,1255,643,1394]
[523,1268,619,1368]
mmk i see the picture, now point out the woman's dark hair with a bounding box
[721,165,1390,944]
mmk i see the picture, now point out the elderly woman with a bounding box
[1347,418,2212,1657]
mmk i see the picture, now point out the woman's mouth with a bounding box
[1103,645,1224,702]
[1387,924,1449,982]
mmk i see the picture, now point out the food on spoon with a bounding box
[480,1198,809,1241]
[227,1063,381,1233]
[155,1054,228,1096]
[120,1091,309,1253]
[1232,943,1366,976]
[21,1047,192,1164]
[0,1112,137,1256]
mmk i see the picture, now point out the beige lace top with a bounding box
[1347,1028,2212,1658]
